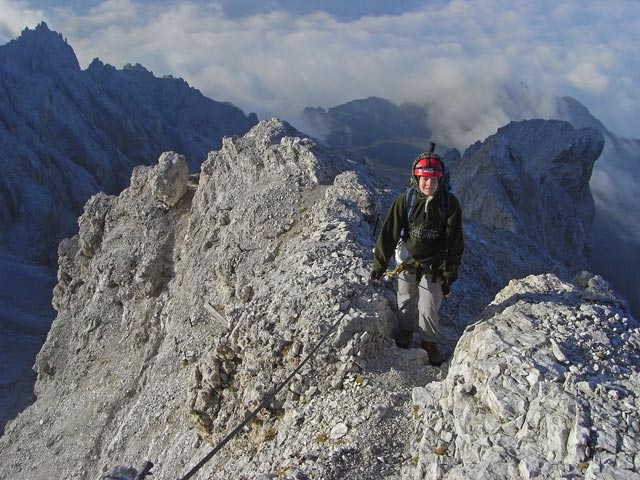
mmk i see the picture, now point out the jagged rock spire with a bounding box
[3,22,81,73]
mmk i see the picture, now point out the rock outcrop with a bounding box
[0,119,634,480]
[449,119,603,272]
[413,273,639,479]
[0,119,391,479]
[556,95,640,319]
[0,23,258,433]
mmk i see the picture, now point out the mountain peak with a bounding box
[1,21,80,74]
[32,21,54,34]
[557,96,608,134]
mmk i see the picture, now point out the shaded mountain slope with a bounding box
[0,22,257,265]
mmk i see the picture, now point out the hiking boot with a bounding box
[395,331,413,349]
[421,341,444,366]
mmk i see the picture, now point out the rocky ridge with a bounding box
[0,22,257,434]
[447,119,603,272]
[0,119,635,480]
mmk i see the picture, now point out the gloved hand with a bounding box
[441,279,451,297]
[442,270,457,286]
[370,270,384,284]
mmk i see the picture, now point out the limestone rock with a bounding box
[1,118,634,480]
[77,192,114,257]
[0,119,401,480]
[0,23,258,434]
[412,273,639,478]
[451,119,604,271]
[150,152,189,208]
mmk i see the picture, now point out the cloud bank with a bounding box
[1,0,639,147]
[1,0,638,314]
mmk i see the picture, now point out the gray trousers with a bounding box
[396,270,443,343]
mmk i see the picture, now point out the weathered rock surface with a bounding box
[412,273,639,479]
[0,23,257,433]
[448,119,604,272]
[0,119,634,480]
[0,119,397,479]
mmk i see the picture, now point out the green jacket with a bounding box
[372,187,464,283]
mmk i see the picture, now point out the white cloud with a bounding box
[2,0,640,141]
[85,0,141,25]
[0,0,46,42]
[565,62,609,93]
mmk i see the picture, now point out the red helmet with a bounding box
[413,154,444,178]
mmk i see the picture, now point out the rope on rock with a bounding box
[177,281,371,480]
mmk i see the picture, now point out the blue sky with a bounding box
[1,0,639,146]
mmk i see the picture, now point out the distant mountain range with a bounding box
[302,97,432,176]
[301,95,640,317]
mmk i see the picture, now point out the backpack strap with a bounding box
[400,186,416,240]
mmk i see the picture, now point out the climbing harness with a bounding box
[175,281,372,480]
[382,260,447,298]
[383,259,420,280]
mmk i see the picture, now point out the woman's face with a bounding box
[418,176,439,197]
